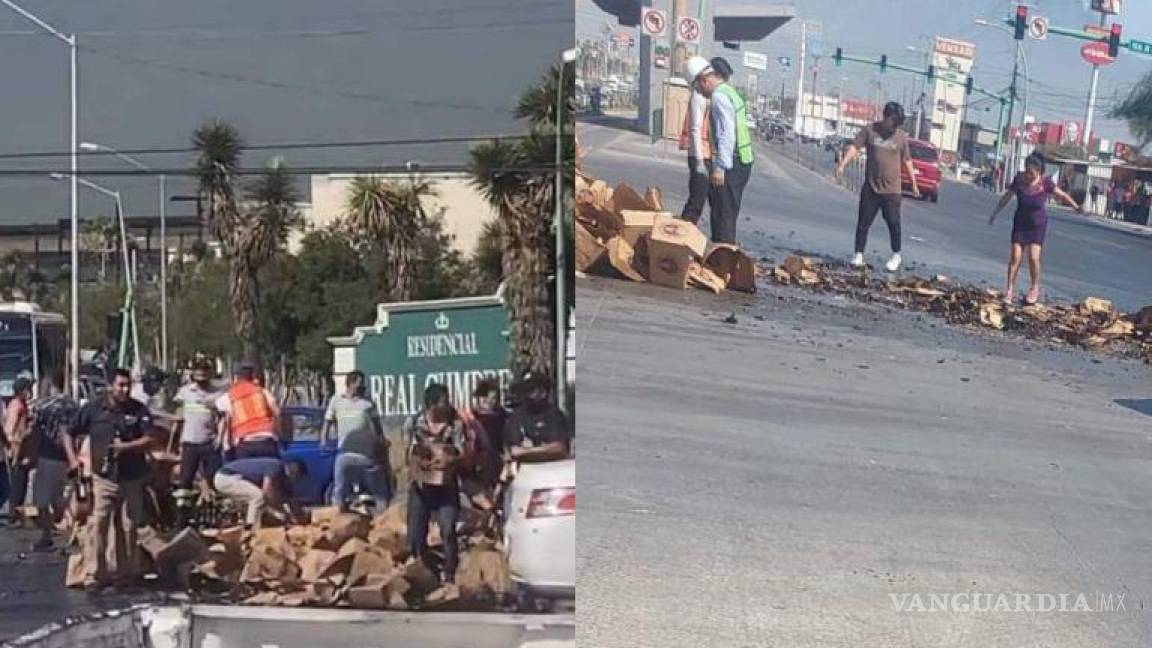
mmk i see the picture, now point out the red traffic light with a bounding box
[1109,23,1121,58]
[1014,5,1028,40]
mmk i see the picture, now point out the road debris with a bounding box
[762,254,1152,361]
[64,501,510,611]
[575,172,757,294]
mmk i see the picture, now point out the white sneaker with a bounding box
[885,253,902,272]
[850,253,865,267]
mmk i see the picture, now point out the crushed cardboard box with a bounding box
[574,173,758,294]
[68,499,512,611]
[762,254,1152,361]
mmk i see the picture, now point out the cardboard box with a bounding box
[610,182,649,213]
[647,218,709,289]
[575,221,608,272]
[605,237,647,282]
[687,262,727,294]
[619,210,670,248]
[703,243,758,294]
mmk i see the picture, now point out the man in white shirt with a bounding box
[679,58,712,224]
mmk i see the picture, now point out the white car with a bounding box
[503,458,575,610]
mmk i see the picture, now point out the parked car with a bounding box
[902,138,942,202]
[279,405,338,506]
[503,458,575,611]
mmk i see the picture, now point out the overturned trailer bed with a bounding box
[7,603,575,648]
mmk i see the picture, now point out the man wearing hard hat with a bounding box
[683,55,755,244]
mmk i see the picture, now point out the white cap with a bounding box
[683,56,712,82]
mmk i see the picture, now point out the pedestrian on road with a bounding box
[403,383,466,589]
[216,364,281,461]
[323,370,392,511]
[64,368,158,591]
[989,153,1082,305]
[29,371,77,552]
[1088,184,1100,215]
[678,56,712,226]
[834,101,918,272]
[173,360,223,491]
[685,56,754,244]
[5,377,34,526]
[213,456,304,529]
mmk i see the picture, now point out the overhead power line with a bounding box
[0,164,566,177]
[0,134,534,161]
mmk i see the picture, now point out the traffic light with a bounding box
[965,76,974,95]
[834,47,843,67]
[926,65,934,82]
[1014,4,1027,40]
[1109,23,1122,58]
[879,54,887,73]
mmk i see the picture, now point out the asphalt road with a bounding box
[576,276,1152,647]
[578,120,1152,312]
[0,523,165,642]
[576,119,1152,646]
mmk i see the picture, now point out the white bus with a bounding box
[0,301,67,399]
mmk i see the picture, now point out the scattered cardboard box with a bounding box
[647,217,710,289]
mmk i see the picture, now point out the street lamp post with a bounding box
[51,174,140,372]
[556,48,578,415]
[975,18,1030,190]
[2,0,80,397]
[81,142,167,371]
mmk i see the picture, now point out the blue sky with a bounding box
[578,0,1152,144]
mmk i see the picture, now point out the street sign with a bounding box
[675,15,701,44]
[777,56,792,68]
[1084,24,1107,37]
[1028,16,1049,40]
[1091,0,1122,15]
[328,292,512,420]
[743,51,768,70]
[1081,41,1116,65]
[1129,39,1152,56]
[641,8,667,37]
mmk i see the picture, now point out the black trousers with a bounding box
[707,161,752,244]
[177,441,222,490]
[8,460,31,513]
[855,183,902,254]
[681,156,711,224]
[407,483,460,583]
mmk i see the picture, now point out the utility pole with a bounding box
[794,20,807,135]
[1082,11,1107,149]
[671,0,688,76]
[779,72,787,116]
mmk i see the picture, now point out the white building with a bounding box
[291,172,498,254]
[929,37,976,166]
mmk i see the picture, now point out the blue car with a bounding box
[278,406,337,506]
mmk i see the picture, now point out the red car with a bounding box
[901,139,941,202]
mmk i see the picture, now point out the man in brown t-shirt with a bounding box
[834,102,920,272]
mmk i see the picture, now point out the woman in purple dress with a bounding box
[988,153,1081,305]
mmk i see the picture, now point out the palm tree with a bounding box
[0,251,50,304]
[1111,69,1152,152]
[345,176,435,302]
[191,121,299,365]
[82,216,119,281]
[470,62,574,379]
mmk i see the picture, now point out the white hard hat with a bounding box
[683,56,712,82]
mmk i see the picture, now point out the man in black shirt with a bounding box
[503,374,571,464]
[64,368,158,590]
